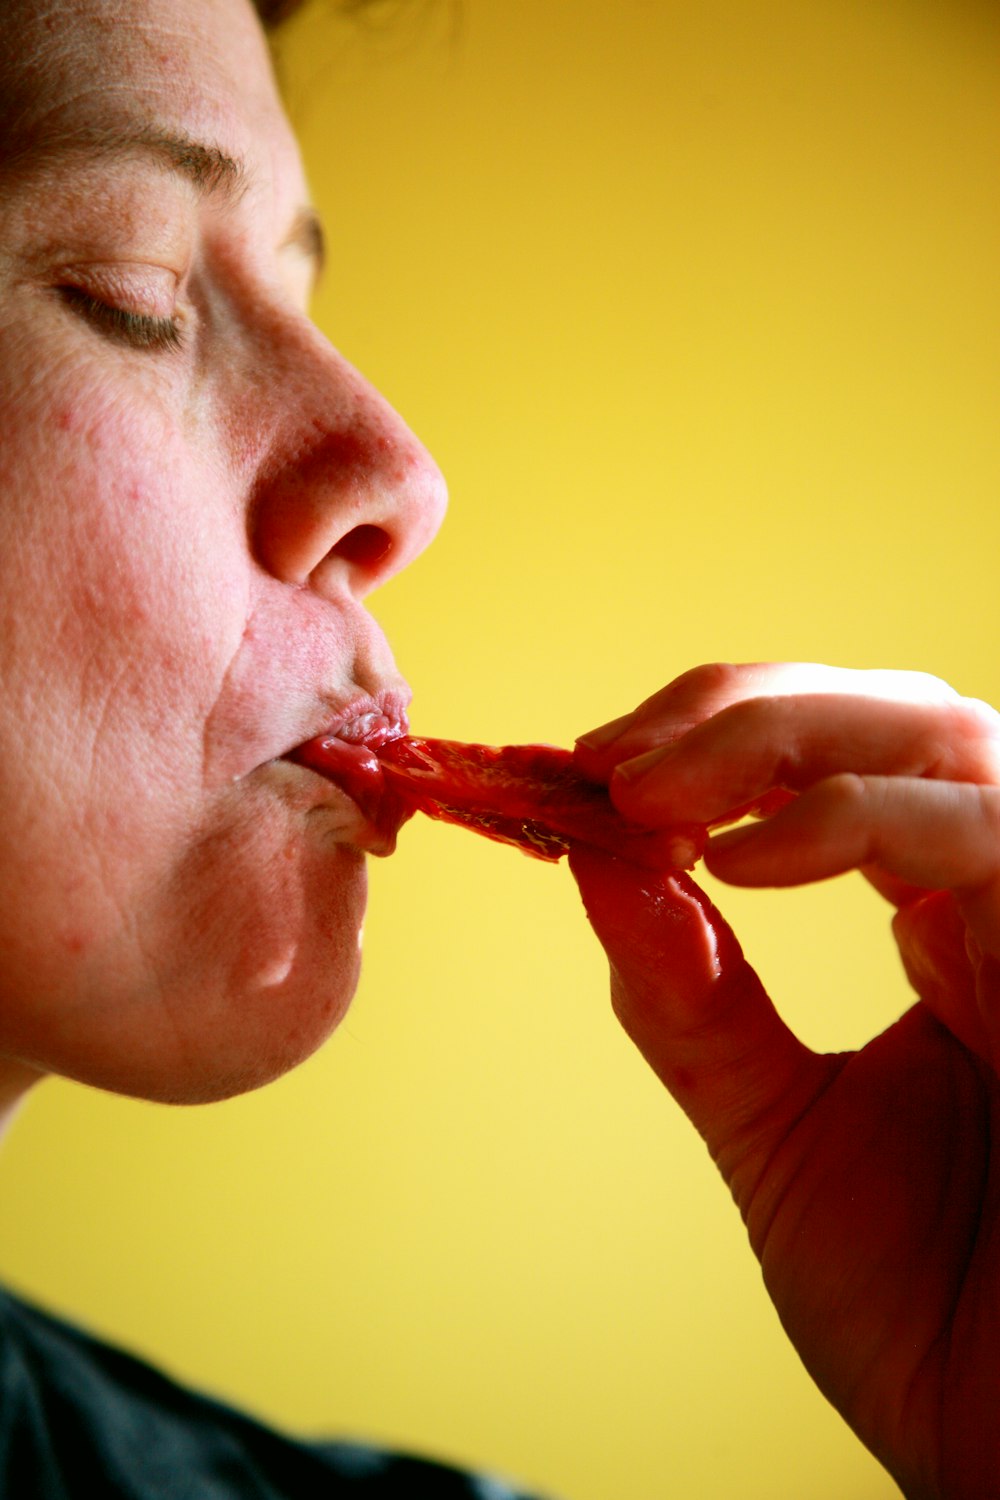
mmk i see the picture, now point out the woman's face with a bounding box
[0,0,446,1102]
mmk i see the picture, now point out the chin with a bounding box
[32,868,368,1107]
[0,795,373,1106]
[60,951,363,1107]
[131,820,370,1104]
[141,1010,354,1105]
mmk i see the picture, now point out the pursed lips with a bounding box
[278,692,413,854]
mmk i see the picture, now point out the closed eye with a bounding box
[58,285,185,353]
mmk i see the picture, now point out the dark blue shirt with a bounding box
[0,1288,552,1499]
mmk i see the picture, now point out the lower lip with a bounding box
[286,734,413,846]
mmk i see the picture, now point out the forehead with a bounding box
[1,0,307,215]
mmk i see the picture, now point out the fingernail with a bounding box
[575,713,633,753]
[614,744,674,784]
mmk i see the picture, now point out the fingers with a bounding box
[890,891,991,1063]
[569,845,830,1194]
[607,691,1000,829]
[574,662,977,783]
[705,776,1000,970]
[575,661,1000,1013]
[704,774,1000,893]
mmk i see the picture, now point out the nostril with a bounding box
[330,524,392,568]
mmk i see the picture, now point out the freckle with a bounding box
[671,1067,696,1093]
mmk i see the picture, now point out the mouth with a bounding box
[282,696,415,853]
[320,699,410,750]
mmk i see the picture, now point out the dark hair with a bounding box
[254,0,383,25]
[253,0,305,24]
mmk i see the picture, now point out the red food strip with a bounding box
[291,733,705,869]
[378,736,707,867]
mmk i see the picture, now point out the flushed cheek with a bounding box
[36,419,244,775]
[0,380,246,927]
[108,786,370,1101]
[3,369,243,700]
[0,361,370,1096]
[0,766,371,1103]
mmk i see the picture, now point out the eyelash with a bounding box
[58,285,184,353]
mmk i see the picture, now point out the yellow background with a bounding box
[2,2,998,1496]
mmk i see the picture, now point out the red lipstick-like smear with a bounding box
[291,732,705,869]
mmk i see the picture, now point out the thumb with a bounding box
[569,845,827,1193]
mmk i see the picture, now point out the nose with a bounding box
[248,321,447,599]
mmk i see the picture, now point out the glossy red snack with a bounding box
[377,736,707,868]
[291,732,705,869]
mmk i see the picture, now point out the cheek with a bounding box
[1,383,244,766]
[0,343,370,1101]
[103,808,369,1104]
[0,806,369,1105]
[0,370,246,955]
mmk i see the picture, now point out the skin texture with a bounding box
[572,662,1000,1500]
[0,0,446,1105]
[3,6,997,1494]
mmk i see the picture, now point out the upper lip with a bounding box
[288,687,411,757]
[278,687,411,855]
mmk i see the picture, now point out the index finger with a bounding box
[574,662,967,783]
[608,690,1000,828]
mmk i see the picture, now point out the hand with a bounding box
[570,663,1000,1500]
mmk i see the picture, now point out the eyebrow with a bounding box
[3,119,247,198]
[5,120,326,284]
[125,124,248,198]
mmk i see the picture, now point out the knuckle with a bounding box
[660,661,742,703]
[695,660,744,694]
[721,693,796,756]
[958,696,1000,740]
[818,771,869,814]
[945,699,1000,782]
[634,661,745,725]
[723,693,782,739]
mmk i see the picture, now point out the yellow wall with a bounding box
[2,3,998,1496]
